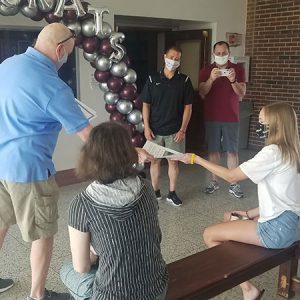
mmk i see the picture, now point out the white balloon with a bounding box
[20,3,38,18]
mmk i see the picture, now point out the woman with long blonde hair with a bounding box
[174,102,300,300]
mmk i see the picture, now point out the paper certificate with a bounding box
[143,140,182,159]
[75,98,97,121]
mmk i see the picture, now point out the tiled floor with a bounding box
[1,149,300,299]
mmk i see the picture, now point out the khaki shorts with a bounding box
[152,134,185,155]
[0,176,59,242]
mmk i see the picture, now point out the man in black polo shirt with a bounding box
[141,46,194,206]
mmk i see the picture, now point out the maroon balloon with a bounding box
[94,70,110,83]
[107,76,124,93]
[105,104,117,113]
[121,55,131,66]
[99,39,113,56]
[110,111,126,123]
[82,37,100,54]
[31,11,44,21]
[44,12,62,23]
[132,96,143,110]
[74,34,83,47]
[63,10,78,21]
[131,132,146,148]
[123,122,136,136]
[120,84,137,101]
[90,61,96,68]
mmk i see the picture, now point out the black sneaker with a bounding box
[0,278,14,293]
[27,289,71,300]
[166,191,182,207]
[155,189,162,200]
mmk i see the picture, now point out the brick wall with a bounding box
[244,0,300,149]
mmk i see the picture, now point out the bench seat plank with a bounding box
[166,241,299,300]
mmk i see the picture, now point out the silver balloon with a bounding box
[135,122,144,133]
[37,0,55,12]
[0,3,19,15]
[116,99,133,115]
[83,51,98,62]
[96,22,112,39]
[95,56,112,72]
[81,18,96,37]
[20,2,38,18]
[124,69,137,83]
[65,21,82,36]
[54,0,86,18]
[110,62,128,78]
[127,109,143,125]
[104,91,119,105]
[1,0,21,6]
[99,82,109,92]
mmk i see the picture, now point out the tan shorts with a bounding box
[152,133,185,154]
[0,176,59,242]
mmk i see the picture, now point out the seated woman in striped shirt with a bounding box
[60,122,168,300]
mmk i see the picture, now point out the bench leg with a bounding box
[277,257,298,298]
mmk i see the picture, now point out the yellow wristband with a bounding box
[190,153,195,164]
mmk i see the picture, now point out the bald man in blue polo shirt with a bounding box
[0,23,92,300]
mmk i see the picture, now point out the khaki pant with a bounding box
[0,176,59,242]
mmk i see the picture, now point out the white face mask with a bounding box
[214,54,229,66]
[164,57,180,71]
[56,48,68,70]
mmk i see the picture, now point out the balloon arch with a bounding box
[0,0,145,147]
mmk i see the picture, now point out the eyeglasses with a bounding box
[57,30,76,45]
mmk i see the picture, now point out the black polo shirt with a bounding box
[140,70,194,135]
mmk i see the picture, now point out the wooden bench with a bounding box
[166,241,300,300]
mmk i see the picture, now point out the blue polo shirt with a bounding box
[0,47,89,182]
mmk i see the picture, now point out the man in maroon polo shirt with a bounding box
[199,41,246,198]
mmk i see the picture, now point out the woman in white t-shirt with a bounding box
[174,102,300,300]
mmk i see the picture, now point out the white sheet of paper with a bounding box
[75,98,97,121]
[143,140,181,159]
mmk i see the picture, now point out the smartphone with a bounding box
[219,69,230,76]
[230,212,248,221]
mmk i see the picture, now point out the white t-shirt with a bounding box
[240,144,300,223]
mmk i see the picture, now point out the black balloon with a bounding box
[82,37,100,54]
[107,76,124,93]
[110,111,126,123]
[94,70,110,83]
[99,39,113,56]
[120,84,137,101]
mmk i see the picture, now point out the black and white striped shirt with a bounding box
[69,177,168,300]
